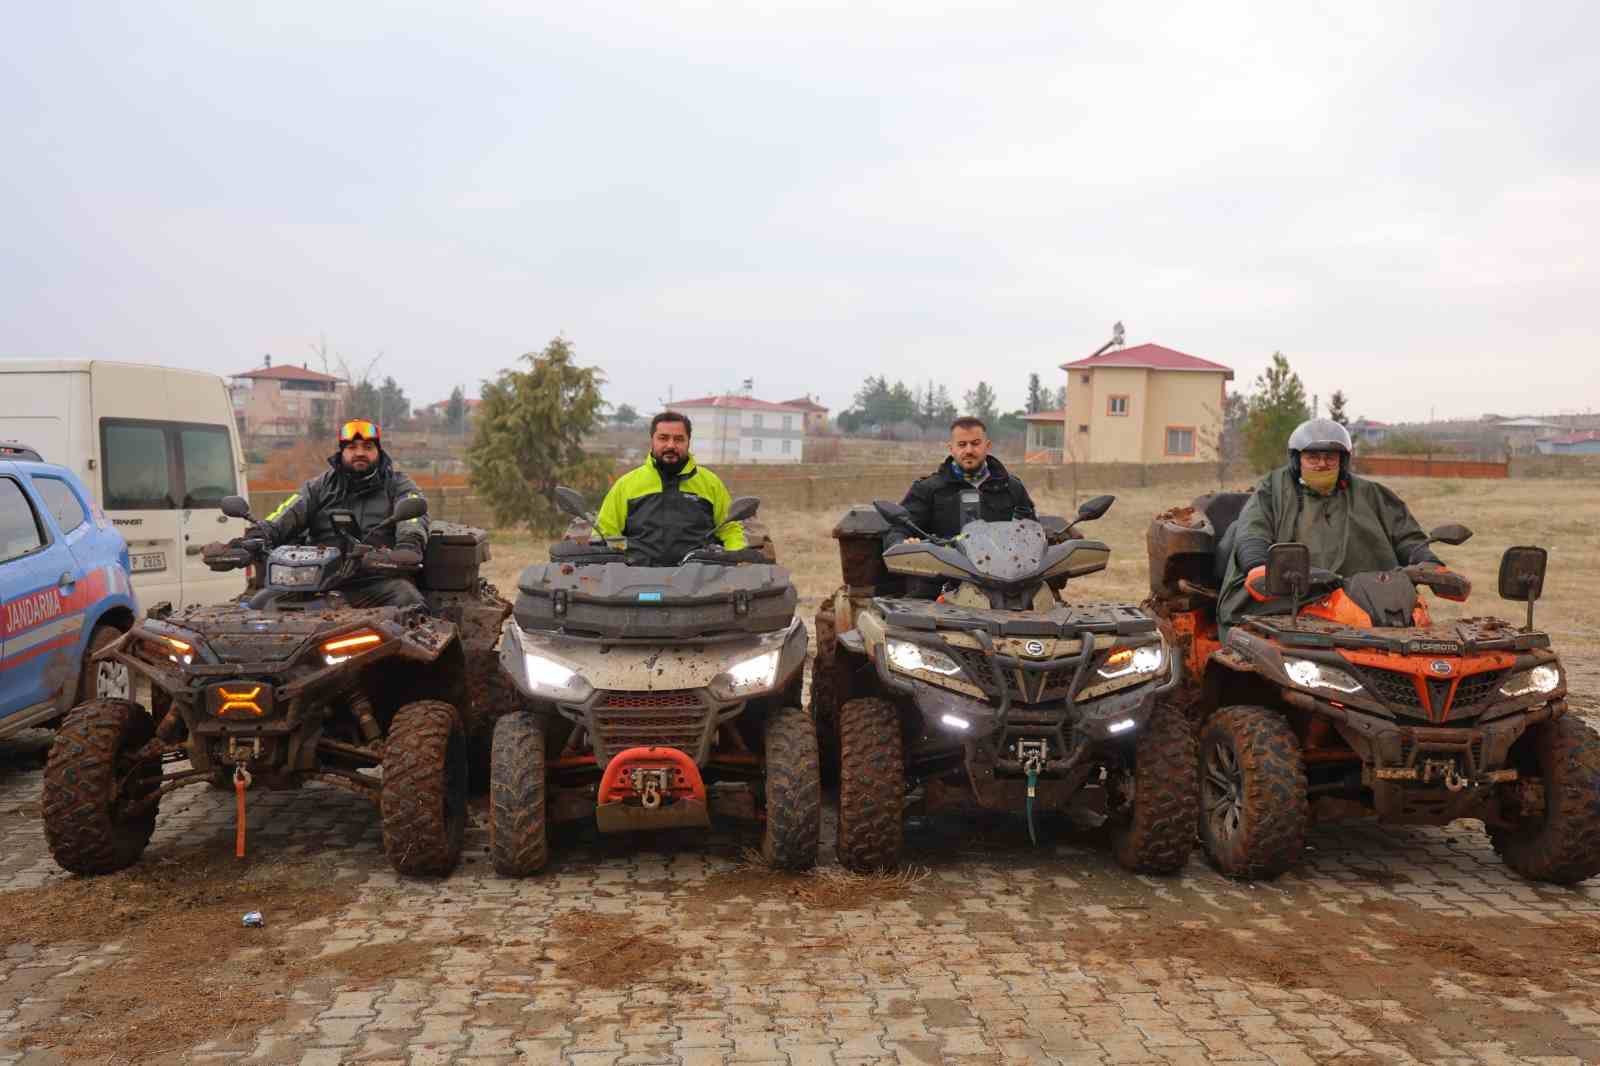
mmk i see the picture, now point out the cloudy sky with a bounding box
[3,1,1595,423]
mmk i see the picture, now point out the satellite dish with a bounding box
[1112,321,1125,346]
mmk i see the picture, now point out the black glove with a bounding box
[201,539,253,572]
[362,546,423,574]
[1308,567,1341,589]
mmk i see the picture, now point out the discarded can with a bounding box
[242,911,264,928]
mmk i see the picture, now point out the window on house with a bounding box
[1080,374,1090,384]
[782,438,792,453]
[753,413,764,428]
[1165,427,1196,456]
[782,415,792,430]
[752,438,764,452]
[1107,395,1130,417]
[1078,424,1090,434]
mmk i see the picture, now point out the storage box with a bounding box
[514,561,796,640]
[421,524,490,591]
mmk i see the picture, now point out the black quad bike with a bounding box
[1148,493,1600,883]
[42,493,509,877]
[486,487,818,876]
[811,496,1196,874]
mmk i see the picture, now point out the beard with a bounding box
[652,448,687,475]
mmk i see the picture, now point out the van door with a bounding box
[98,418,185,610]
[175,422,247,606]
[0,475,84,721]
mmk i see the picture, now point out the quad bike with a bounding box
[811,496,1196,874]
[42,493,510,877]
[1148,493,1599,883]
[487,486,818,876]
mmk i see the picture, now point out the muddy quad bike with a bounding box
[812,496,1195,874]
[1149,494,1600,883]
[42,493,508,877]
[487,486,817,876]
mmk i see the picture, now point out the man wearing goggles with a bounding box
[251,418,431,608]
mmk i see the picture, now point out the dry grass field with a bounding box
[483,474,1599,711]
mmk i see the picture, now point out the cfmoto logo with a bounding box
[1024,640,1046,657]
[1430,660,1454,676]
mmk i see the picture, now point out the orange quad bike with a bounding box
[1148,493,1600,884]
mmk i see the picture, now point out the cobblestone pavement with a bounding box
[4,733,1600,1066]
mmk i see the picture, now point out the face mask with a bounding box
[1301,466,1339,495]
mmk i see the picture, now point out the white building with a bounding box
[675,395,806,464]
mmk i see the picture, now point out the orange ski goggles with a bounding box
[339,419,381,445]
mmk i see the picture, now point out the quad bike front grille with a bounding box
[1451,670,1507,711]
[588,690,714,764]
[1362,667,1509,719]
[946,648,1082,705]
[1358,668,1424,710]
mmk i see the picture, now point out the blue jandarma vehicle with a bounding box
[1,441,138,740]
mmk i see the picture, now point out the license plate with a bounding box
[130,552,167,573]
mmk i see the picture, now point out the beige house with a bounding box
[1059,343,1232,464]
[229,358,348,440]
[782,395,831,434]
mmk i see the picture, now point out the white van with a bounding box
[0,359,251,610]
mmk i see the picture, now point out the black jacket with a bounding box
[892,455,1037,544]
[261,452,429,552]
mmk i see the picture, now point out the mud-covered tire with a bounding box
[489,712,548,877]
[1199,705,1307,880]
[761,706,821,870]
[76,623,130,706]
[810,604,842,786]
[382,700,468,876]
[1490,714,1600,884]
[1109,700,1198,875]
[836,697,904,872]
[42,699,160,875]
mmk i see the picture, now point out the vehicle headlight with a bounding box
[269,564,319,588]
[1500,665,1561,698]
[726,650,781,690]
[1283,658,1364,694]
[885,639,963,677]
[519,652,591,702]
[1097,644,1164,679]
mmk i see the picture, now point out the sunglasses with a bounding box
[339,419,381,444]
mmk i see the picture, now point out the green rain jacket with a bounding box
[596,455,746,566]
[1218,466,1436,627]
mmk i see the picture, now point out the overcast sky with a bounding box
[3,1,1596,424]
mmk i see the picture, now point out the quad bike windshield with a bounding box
[880,518,1110,610]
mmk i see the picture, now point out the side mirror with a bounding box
[553,486,590,518]
[391,495,429,523]
[725,496,760,523]
[1498,546,1547,602]
[1076,495,1115,523]
[1266,542,1312,599]
[1428,523,1473,546]
[220,495,253,520]
[873,499,914,528]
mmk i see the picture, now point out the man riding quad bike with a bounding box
[811,495,1196,875]
[41,477,505,877]
[487,482,817,876]
[1148,418,1599,883]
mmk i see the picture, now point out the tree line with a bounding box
[837,373,1067,439]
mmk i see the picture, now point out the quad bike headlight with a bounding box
[1096,644,1164,680]
[724,650,781,690]
[1283,658,1364,694]
[1500,665,1561,698]
[885,639,963,677]
[268,563,320,588]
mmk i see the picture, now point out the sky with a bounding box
[2,1,1596,424]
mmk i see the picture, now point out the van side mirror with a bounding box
[220,495,253,520]
[553,486,590,518]
[1076,495,1115,523]
[1428,523,1473,546]
[1266,542,1311,599]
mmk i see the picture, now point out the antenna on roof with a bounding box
[741,377,754,395]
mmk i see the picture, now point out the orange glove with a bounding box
[1245,565,1271,602]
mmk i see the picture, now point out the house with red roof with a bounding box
[1056,342,1233,464]
[781,394,831,435]
[229,356,349,440]
[675,395,807,464]
[1536,430,1600,456]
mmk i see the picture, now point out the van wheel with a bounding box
[761,706,820,870]
[78,624,131,704]
[489,712,548,877]
[382,701,468,876]
[1491,715,1600,884]
[42,700,161,875]
[1198,706,1307,880]
[836,697,904,872]
[1107,700,1198,874]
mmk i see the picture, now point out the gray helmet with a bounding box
[1287,418,1352,457]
